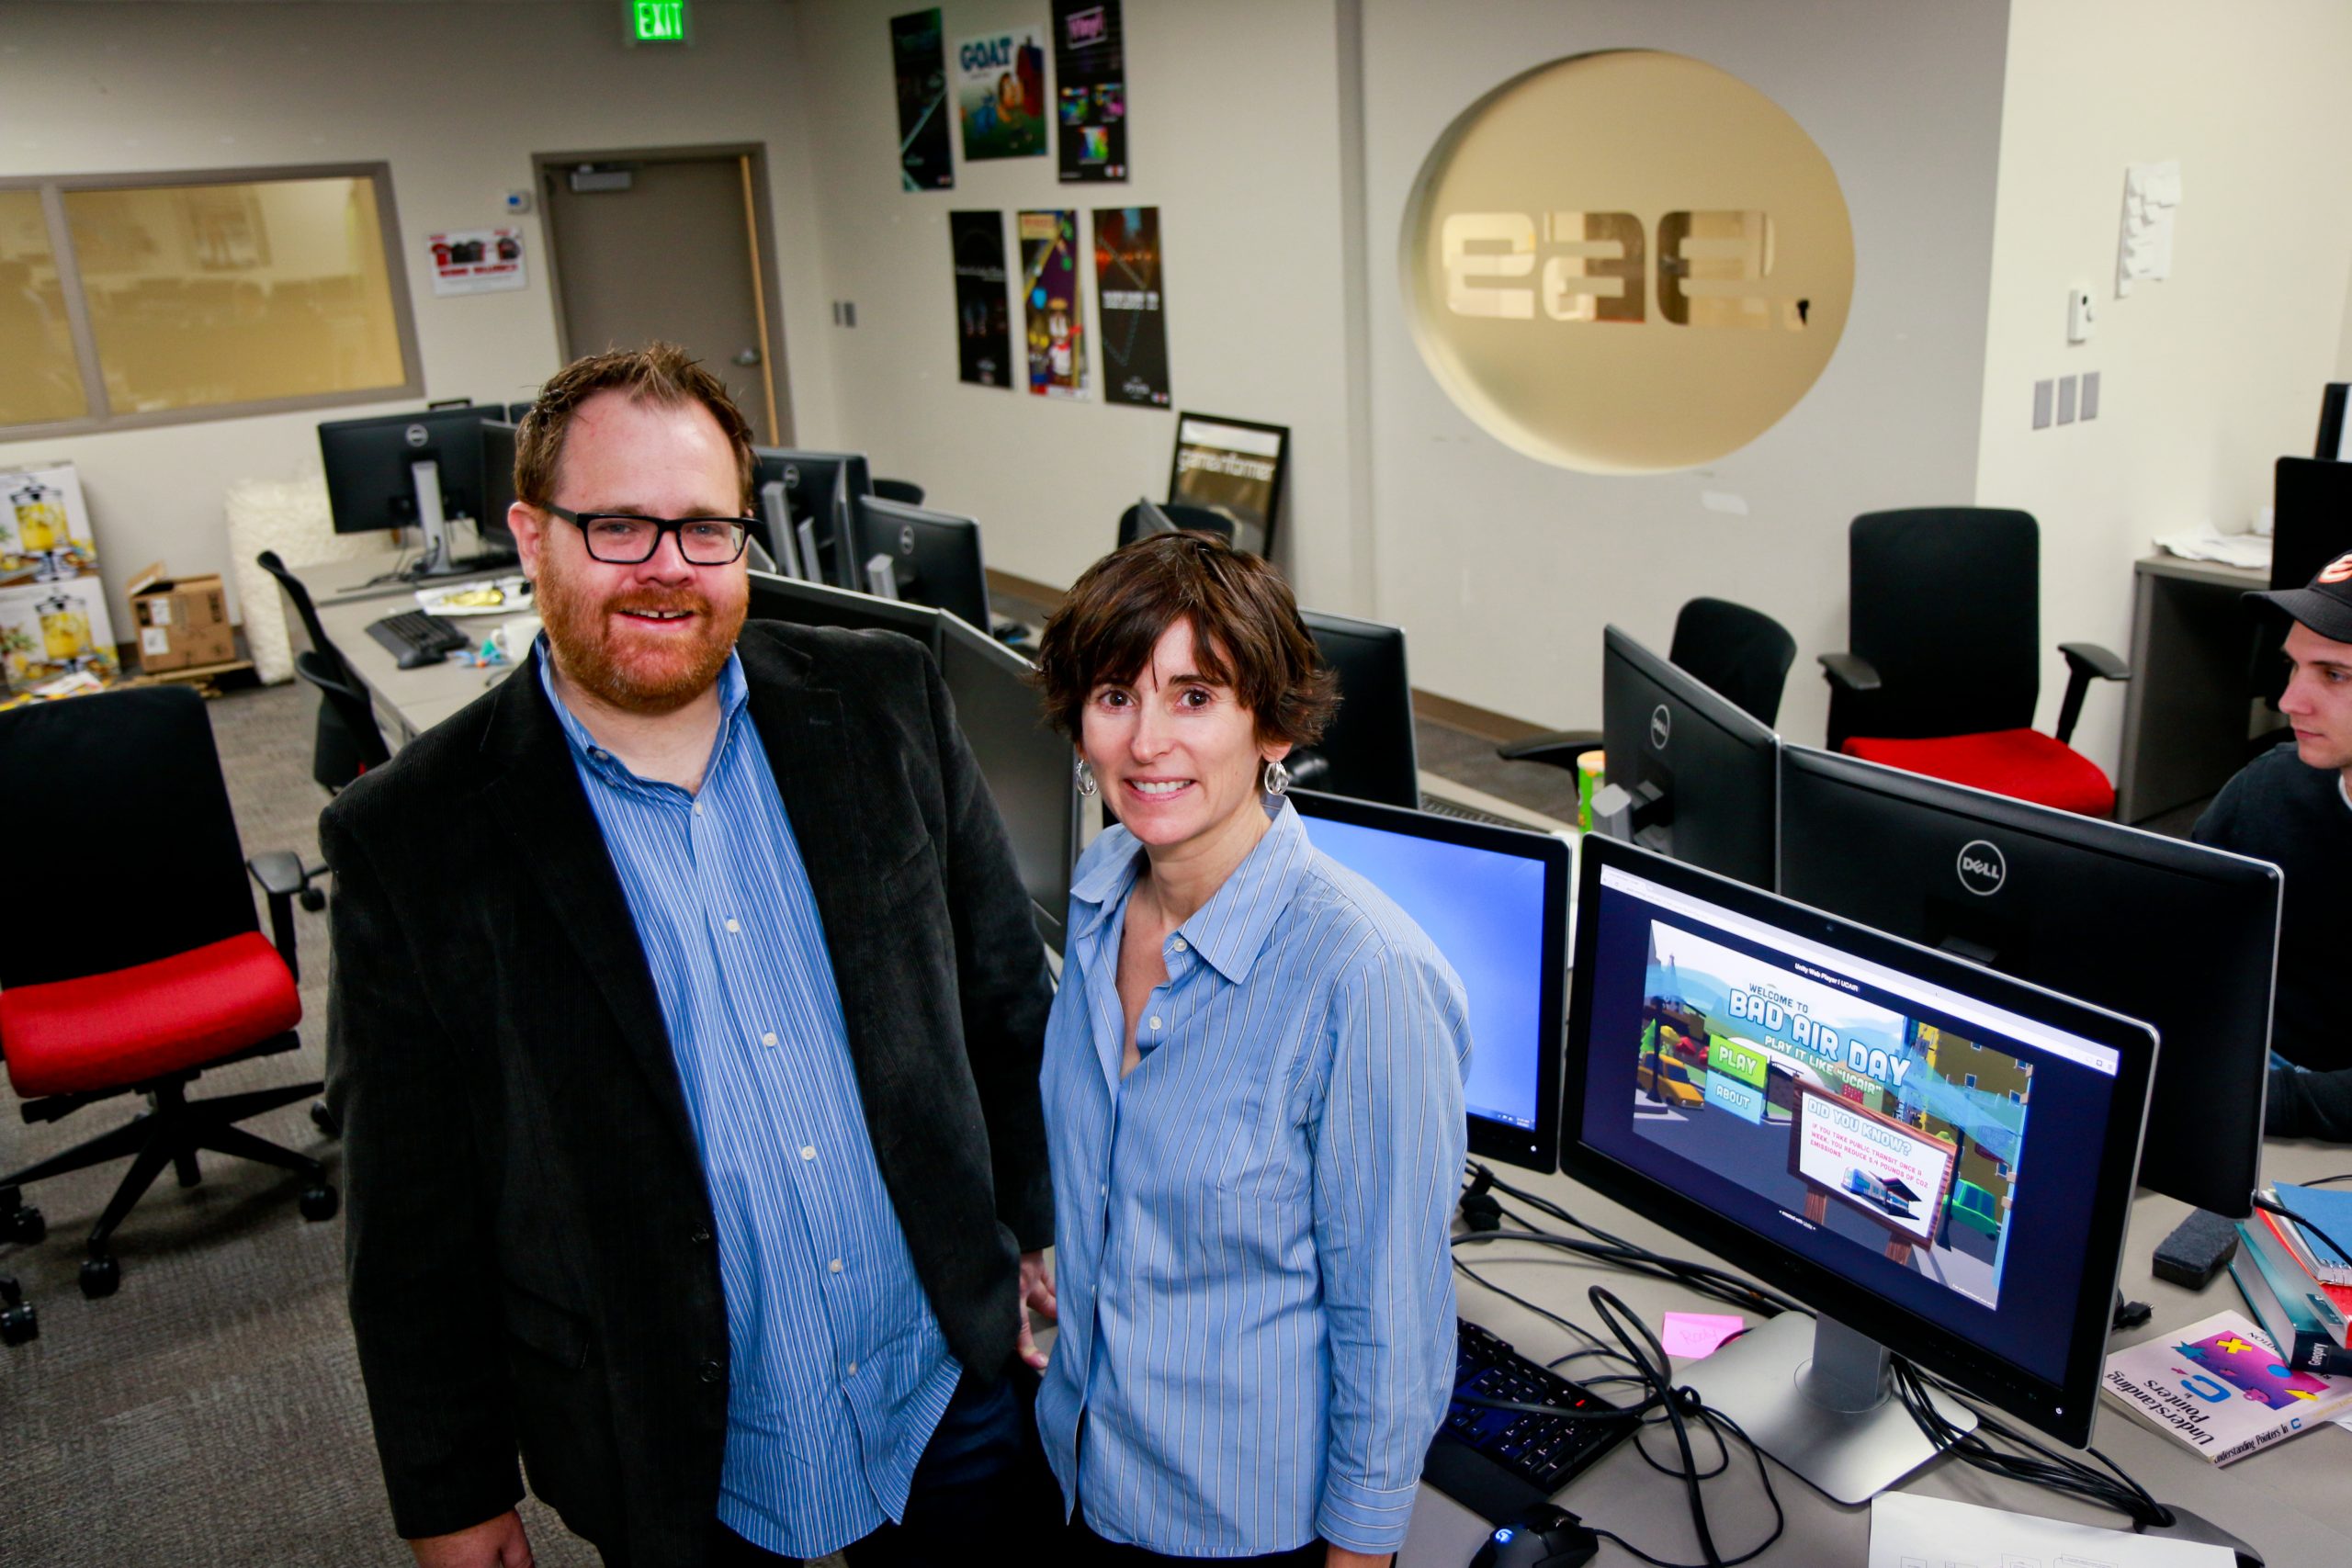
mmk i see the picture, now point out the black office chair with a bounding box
[1497,597,1797,771]
[1116,502,1235,549]
[256,550,390,792]
[1820,508,2128,817]
[872,477,926,506]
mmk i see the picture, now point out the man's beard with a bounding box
[534,562,745,716]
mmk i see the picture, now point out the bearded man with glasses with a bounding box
[323,344,1057,1568]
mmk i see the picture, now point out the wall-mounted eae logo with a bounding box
[1956,840,2007,897]
[1401,51,1855,474]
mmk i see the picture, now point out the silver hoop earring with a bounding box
[1075,758,1099,797]
[1261,758,1291,796]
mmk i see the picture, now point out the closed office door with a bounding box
[537,151,787,444]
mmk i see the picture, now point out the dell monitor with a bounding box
[1777,746,2279,1219]
[1292,610,1420,810]
[1600,623,1779,890]
[752,448,873,590]
[936,615,1080,951]
[476,419,520,559]
[1291,788,1571,1172]
[319,404,497,577]
[853,495,991,632]
[1564,832,2156,1500]
[746,569,942,660]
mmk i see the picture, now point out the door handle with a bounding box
[733,346,762,367]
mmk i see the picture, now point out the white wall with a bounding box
[1356,0,2013,745]
[786,0,1367,609]
[0,1,833,635]
[1973,0,2352,773]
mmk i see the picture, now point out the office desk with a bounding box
[1399,1141,2350,1566]
[288,553,518,749]
[2116,555,2267,824]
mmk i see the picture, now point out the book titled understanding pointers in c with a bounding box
[2101,1308,2352,1465]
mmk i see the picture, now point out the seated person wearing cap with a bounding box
[2193,550,2352,1142]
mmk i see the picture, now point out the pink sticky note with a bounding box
[1661,1312,1747,1360]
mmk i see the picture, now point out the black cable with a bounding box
[2301,1172,2352,1188]
[1889,1357,2169,1529]
[2255,1190,2352,1275]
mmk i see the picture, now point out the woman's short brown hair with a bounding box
[1033,532,1339,749]
[512,341,757,512]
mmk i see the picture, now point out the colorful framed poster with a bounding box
[950,211,1013,389]
[1019,209,1086,400]
[1053,1,1128,182]
[956,29,1047,162]
[1168,412,1288,555]
[891,9,956,191]
[426,229,525,297]
[1093,207,1167,407]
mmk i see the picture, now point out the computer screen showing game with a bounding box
[1564,834,2155,1496]
[1291,610,1420,810]
[1779,745,2279,1219]
[1292,788,1570,1172]
[1600,624,1778,890]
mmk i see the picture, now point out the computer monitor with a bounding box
[1291,788,1571,1172]
[1600,624,1779,890]
[853,495,991,632]
[1292,610,1420,809]
[477,420,520,558]
[1564,832,2156,1500]
[745,569,943,659]
[752,448,873,590]
[936,614,1080,951]
[2315,382,2351,460]
[319,404,496,576]
[1777,746,2279,1220]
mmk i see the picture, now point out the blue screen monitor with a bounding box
[1291,787,1570,1172]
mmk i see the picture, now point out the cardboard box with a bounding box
[0,460,99,584]
[128,562,236,672]
[0,576,119,686]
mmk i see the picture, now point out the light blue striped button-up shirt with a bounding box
[1036,798,1471,1557]
[541,649,959,1559]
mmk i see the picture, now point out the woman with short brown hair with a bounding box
[1028,533,1471,1565]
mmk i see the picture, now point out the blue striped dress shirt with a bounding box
[540,649,958,1559]
[1036,798,1471,1556]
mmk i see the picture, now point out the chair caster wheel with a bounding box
[0,1280,35,1347]
[300,1184,339,1222]
[80,1255,120,1299]
[4,1204,43,1245]
[299,886,326,912]
[311,1100,342,1138]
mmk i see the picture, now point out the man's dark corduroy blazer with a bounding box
[321,621,1056,1568]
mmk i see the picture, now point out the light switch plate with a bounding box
[2057,375,2077,424]
[2033,379,2054,429]
[2081,371,2101,420]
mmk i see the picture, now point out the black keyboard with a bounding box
[366,610,469,669]
[1422,1319,1630,1522]
[1421,790,1548,832]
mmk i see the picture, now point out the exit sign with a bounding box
[629,1,689,44]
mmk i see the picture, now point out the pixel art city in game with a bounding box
[1632,922,2030,1308]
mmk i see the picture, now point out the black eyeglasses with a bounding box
[544,504,752,566]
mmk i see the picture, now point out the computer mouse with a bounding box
[1468,1502,1600,1568]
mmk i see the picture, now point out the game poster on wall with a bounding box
[1019,209,1087,400]
[950,211,1012,389]
[890,9,955,191]
[1093,207,1168,407]
[1053,1,1128,182]
[956,29,1047,162]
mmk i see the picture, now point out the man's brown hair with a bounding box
[511,342,757,512]
[1033,532,1339,749]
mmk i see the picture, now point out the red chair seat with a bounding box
[0,932,300,1098]
[1843,728,2116,817]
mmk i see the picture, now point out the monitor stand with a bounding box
[1679,1312,1974,1504]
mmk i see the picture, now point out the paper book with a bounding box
[2230,1254,2352,1377]
[2244,1211,2351,1361]
[2100,1309,2352,1464]
[2270,1182,2352,1285]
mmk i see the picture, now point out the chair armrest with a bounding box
[1818,652,1882,694]
[1496,728,1606,771]
[2053,642,2131,747]
[247,852,325,984]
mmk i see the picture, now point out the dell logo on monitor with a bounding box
[898,525,916,556]
[403,423,428,448]
[1649,704,1672,750]
[1957,840,2007,897]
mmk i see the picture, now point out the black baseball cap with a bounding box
[2248,550,2352,642]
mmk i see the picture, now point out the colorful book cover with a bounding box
[1018,209,1086,400]
[1052,0,1127,183]
[948,211,1012,389]
[1093,206,1169,406]
[2270,1182,2352,1283]
[889,9,956,191]
[956,29,1047,162]
[2100,1308,2352,1464]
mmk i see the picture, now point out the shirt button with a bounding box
[1171,939,1187,953]
[689,1225,712,1246]
[845,1361,858,1378]
[692,802,703,817]
[801,1145,818,1161]
[724,918,741,933]
[761,1032,778,1048]
[698,1359,722,1383]
[829,1258,843,1273]
[1099,1183,1108,1198]
[1148,1016,1162,1030]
